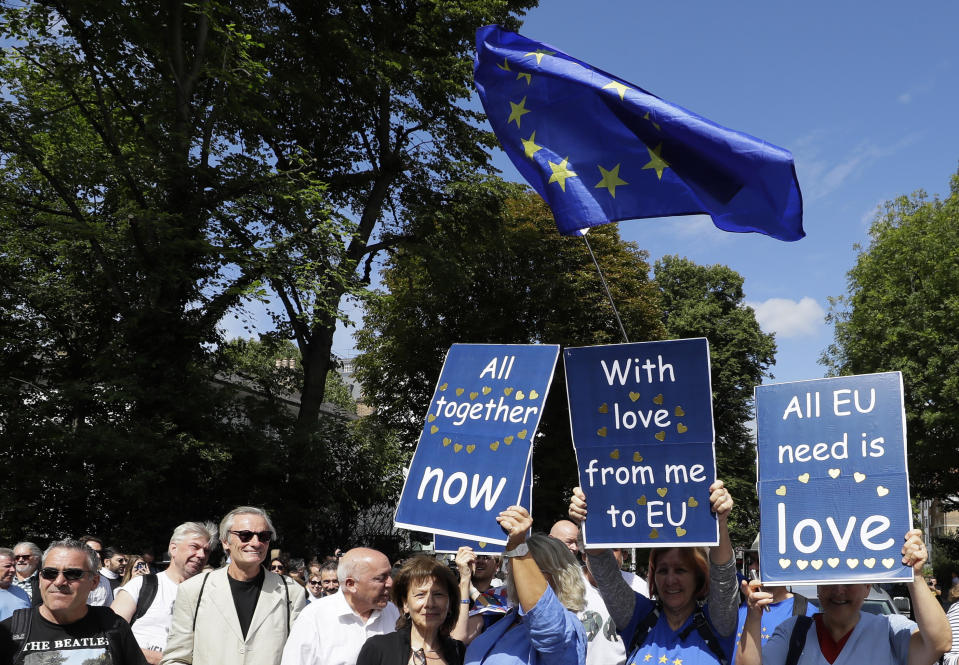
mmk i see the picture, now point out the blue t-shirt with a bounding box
[764,611,915,665]
[464,585,586,665]
[620,592,735,665]
[732,595,816,665]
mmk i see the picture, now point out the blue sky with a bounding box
[229,1,958,385]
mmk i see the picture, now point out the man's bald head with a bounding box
[337,547,387,585]
[549,520,580,554]
[337,547,393,618]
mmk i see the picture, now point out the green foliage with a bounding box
[822,169,959,504]
[354,177,667,529]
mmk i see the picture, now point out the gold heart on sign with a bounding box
[628,391,640,402]
[597,427,607,437]
[811,560,823,570]
[863,558,876,569]
[517,429,528,439]
[876,486,889,497]
[636,496,647,505]
[466,445,476,454]
[478,542,487,548]
[427,414,436,422]
[529,390,539,400]
[610,449,620,460]
[442,437,451,447]
[656,487,667,497]
[482,386,491,395]
[827,558,840,568]
[854,472,866,483]
[469,391,479,400]
[453,444,463,453]
[846,559,859,569]
[675,527,687,537]
[649,529,659,539]
[515,390,525,400]
[796,560,809,570]
[456,388,464,396]
[674,406,685,417]
[798,473,810,483]
[503,387,513,396]
[439,382,448,391]
[653,394,664,405]
[598,403,609,414]
[687,497,698,507]
[881,558,895,569]
[490,441,500,451]
[676,423,688,434]
[654,431,666,441]
[504,435,514,445]
[779,559,791,569]
[828,468,840,479]
[775,485,786,496]
[430,425,439,434]
[633,451,643,462]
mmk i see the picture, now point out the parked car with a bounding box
[787,584,906,615]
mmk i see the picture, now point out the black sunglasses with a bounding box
[40,567,89,581]
[270,564,285,571]
[13,554,33,561]
[229,529,273,543]
[308,579,322,585]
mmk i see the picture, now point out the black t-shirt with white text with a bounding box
[0,606,146,665]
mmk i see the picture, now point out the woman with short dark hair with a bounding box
[357,556,465,665]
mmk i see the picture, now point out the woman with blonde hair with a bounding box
[463,505,586,665]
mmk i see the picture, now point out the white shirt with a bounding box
[579,570,650,665]
[87,573,114,606]
[119,573,180,653]
[280,590,400,665]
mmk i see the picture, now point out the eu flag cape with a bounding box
[474,25,804,241]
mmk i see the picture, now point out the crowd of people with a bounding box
[0,493,955,665]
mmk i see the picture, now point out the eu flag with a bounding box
[474,26,804,241]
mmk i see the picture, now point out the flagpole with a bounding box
[581,234,630,343]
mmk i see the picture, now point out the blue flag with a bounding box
[474,25,804,241]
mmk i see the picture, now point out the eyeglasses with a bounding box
[308,580,322,586]
[229,530,273,543]
[270,564,285,571]
[39,567,89,582]
[13,554,33,561]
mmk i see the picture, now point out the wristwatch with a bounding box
[503,543,529,558]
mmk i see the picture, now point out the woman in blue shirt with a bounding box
[463,505,587,665]
[569,480,740,665]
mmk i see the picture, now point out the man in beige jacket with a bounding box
[161,506,306,665]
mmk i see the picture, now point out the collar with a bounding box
[99,568,118,579]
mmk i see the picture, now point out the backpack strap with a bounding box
[9,607,33,663]
[785,615,813,665]
[282,574,291,635]
[192,571,211,632]
[131,573,159,625]
[627,606,661,657]
[791,594,808,617]
[678,607,729,665]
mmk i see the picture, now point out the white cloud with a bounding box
[748,297,825,338]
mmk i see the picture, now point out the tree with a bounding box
[353,178,666,528]
[822,169,959,505]
[653,255,777,546]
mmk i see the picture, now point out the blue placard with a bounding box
[565,339,718,548]
[756,372,912,584]
[395,344,559,544]
[434,464,534,554]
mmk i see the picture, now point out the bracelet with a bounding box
[460,599,471,604]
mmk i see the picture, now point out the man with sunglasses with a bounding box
[112,522,217,664]
[161,506,305,665]
[10,544,41,608]
[0,539,145,664]
[0,549,30,622]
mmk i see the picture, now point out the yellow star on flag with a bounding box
[516,71,532,85]
[522,131,542,159]
[595,163,628,197]
[497,58,511,71]
[524,49,555,65]
[659,656,668,664]
[603,81,630,100]
[644,655,652,662]
[644,111,661,131]
[642,143,669,180]
[508,96,530,128]
[547,157,577,191]
[673,659,683,665]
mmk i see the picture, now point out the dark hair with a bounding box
[80,535,103,549]
[647,547,709,601]
[320,559,338,575]
[391,556,460,636]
